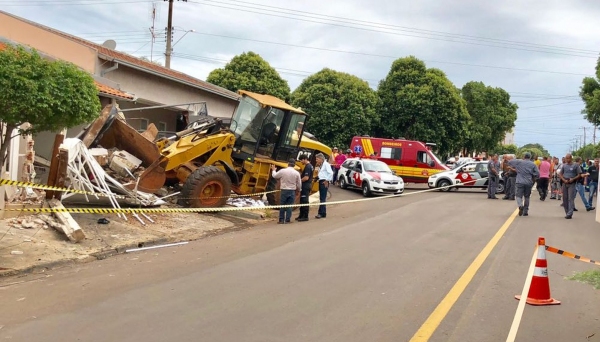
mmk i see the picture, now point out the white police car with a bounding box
[428,161,504,193]
[338,158,405,197]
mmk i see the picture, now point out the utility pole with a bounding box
[164,0,187,69]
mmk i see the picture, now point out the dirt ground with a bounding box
[0,208,268,277]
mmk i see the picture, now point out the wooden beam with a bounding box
[48,199,85,243]
[45,133,65,200]
[54,147,69,200]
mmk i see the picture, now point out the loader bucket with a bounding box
[123,156,168,194]
[79,104,167,194]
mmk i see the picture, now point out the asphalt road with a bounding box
[1,185,600,341]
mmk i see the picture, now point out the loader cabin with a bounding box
[349,136,448,183]
[231,90,307,163]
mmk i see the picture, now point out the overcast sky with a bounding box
[3,0,600,156]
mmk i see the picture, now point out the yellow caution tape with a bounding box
[2,176,493,214]
[0,178,128,199]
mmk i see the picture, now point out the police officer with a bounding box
[559,153,581,219]
[487,154,500,199]
[296,154,313,222]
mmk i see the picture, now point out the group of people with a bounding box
[270,153,333,224]
[495,153,599,219]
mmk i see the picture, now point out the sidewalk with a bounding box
[0,209,260,277]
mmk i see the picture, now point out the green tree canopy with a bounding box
[580,57,600,126]
[517,147,545,159]
[206,51,290,100]
[0,45,101,170]
[493,144,518,155]
[376,56,470,156]
[290,68,378,148]
[573,143,600,160]
[519,143,550,157]
[461,81,518,153]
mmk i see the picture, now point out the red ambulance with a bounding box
[349,136,449,183]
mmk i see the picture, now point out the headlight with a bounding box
[372,179,381,183]
[430,175,438,179]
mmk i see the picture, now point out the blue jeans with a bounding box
[576,183,591,209]
[588,181,598,207]
[279,190,296,222]
[318,181,328,216]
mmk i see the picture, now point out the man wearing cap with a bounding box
[315,153,333,219]
[508,152,540,216]
[270,158,302,224]
[296,154,313,222]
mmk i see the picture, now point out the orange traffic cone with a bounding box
[515,237,561,306]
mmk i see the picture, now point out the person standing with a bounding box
[296,154,313,222]
[334,149,348,186]
[270,158,301,224]
[315,153,333,219]
[574,157,594,211]
[537,156,551,201]
[559,154,581,219]
[331,147,340,184]
[587,159,599,207]
[509,152,539,217]
[487,154,500,199]
[503,155,516,200]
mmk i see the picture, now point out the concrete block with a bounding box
[89,148,109,166]
[109,150,142,177]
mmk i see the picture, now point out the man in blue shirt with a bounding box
[315,153,333,219]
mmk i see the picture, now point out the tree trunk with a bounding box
[0,123,17,174]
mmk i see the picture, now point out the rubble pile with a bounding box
[226,197,266,208]
[6,215,63,231]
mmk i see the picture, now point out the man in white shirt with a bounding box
[271,158,302,224]
[315,153,333,219]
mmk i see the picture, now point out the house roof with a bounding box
[0,11,241,101]
[95,81,135,101]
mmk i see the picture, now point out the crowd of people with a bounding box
[498,153,599,219]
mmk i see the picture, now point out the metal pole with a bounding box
[119,101,206,112]
[165,0,174,69]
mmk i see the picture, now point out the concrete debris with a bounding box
[89,148,109,166]
[6,215,57,230]
[48,199,85,243]
[109,150,142,178]
[11,251,23,255]
[226,197,266,208]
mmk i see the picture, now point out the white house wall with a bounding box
[100,64,238,119]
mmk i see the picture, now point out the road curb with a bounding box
[0,217,257,278]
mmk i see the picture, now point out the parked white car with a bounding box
[428,161,504,193]
[338,158,405,197]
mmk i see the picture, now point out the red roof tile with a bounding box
[0,11,240,101]
[95,81,135,101]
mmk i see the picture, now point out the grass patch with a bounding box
[567,270,600,289]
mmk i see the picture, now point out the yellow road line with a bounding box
[409,208,520,342]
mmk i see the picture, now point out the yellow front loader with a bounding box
[81,90,327,207]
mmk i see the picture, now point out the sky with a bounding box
[2,0,600,157]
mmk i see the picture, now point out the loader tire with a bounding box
[265,177,300,210]
[178,166,232,208]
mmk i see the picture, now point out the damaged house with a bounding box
[0,10,240,185]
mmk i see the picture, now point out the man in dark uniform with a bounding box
[296,154,314,222]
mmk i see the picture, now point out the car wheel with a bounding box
[496,181,505,194]
[437,179,452,192]
[339,176,348,189]
[362,182,372,197]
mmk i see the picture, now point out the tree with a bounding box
[290,68,378,148]
[493,144,518,155]
[519,143,550,157]
[376,56,470,156]
[0,45,101,171]
[573,143,600,160]
[580,57,600,126]
[461,81,518,153]
[206,52,291,100]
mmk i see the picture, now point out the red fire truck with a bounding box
[349,136,449,183]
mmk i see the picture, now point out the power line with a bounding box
[223,0,599,55]
[183,30,591,77]
[187,0,599,59]
[0,0,151,6]
[518,101,581,109]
